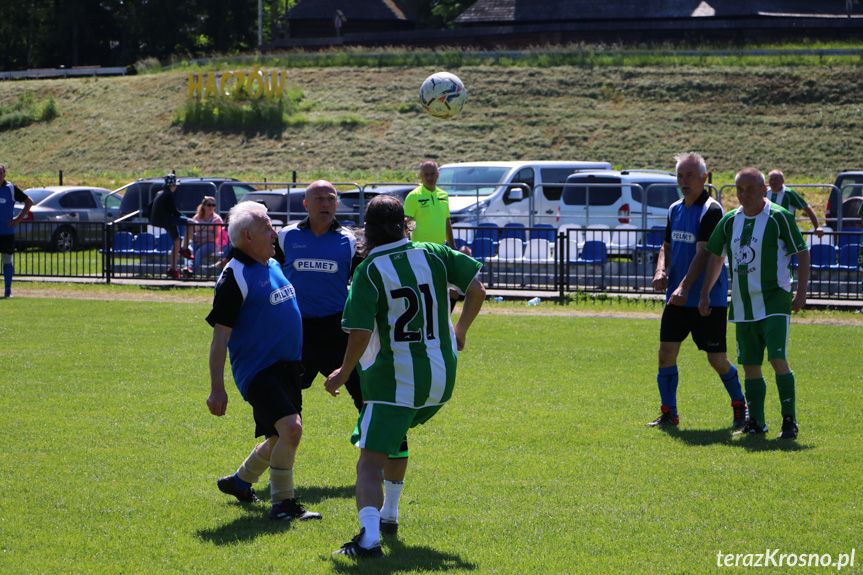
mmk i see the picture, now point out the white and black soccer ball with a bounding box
[419,72,466,119]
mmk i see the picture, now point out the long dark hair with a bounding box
[361,195,406,255]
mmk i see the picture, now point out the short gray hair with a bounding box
[228,201,268,246]
[736,167,765,187]
[674,152,707,177]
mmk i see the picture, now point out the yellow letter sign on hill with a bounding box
[188,67,286,101]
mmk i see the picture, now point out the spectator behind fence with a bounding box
[766,170,824,238]
[149,173,192,279]
[183,195,224,275]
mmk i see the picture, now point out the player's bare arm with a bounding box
[652,242,670,292]
[207,323,232,416]
[698,254,726,316]
[792,249,811,313]
[670,241,710,306]
[454,277,486,351]
[325,329,373,397]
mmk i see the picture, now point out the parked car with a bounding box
[240,189,307,228]
[437,160,612,227]
[13,186,119,251]
[558,169,681,228]
[337,184,416,223]
[827,171,863,228]
[114,177,257,222]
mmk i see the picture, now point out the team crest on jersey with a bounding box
[294,259,337,273]
[418,199,430,206]
[270,284,296,305]
[734,246,756,272]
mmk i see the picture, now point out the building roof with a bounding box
[288,0,413,21]
[456,0,854,23]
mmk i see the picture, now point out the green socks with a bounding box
[744,377,767,424]
[745,373,796,423]
[776,371,796,418]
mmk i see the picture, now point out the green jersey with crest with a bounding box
[706,199,808,322]
[342,239,482,408]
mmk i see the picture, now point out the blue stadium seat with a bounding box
[832,245,860,271]
[471,236,496,261]
[501,222,527,242]
[570,240,608,265]
[531,223,556,242]
[810,244,837,271]
[113,232,134,253]
[133,232,156,254]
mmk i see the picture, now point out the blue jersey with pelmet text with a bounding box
[665,191,728,308]
[278,218,356,318]
[208,254,302,400]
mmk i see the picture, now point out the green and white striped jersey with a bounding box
[706,199,808,322]
[766,186,808,216]
[342,239,482,408]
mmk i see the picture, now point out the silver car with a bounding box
[14,186,120,251]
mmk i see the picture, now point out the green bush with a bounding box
[176,87,304,132]
[0,91,58,131]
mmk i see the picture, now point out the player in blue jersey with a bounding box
[205,201,321,522]
[649,152,747,428]
[277,180,411,537]
[0,164,34,298]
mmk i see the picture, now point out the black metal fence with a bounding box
[11,221,863,301]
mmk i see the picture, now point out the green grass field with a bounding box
[1,297,861,574]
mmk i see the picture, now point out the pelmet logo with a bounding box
[270,284,296,305]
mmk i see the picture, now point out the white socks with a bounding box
[381,480,404,521]
[358,506,381,547]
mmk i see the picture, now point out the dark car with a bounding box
[337,184,415,224]
[240,189,307,228]
[14,186,119,251]
[115,177,257,221]
[827,171,863,228]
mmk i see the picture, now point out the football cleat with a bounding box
[733,419,768,435]
[333,528,383,558]
[179,247,194,259]
[269,498,322,521]
[647,405,679,427]
[731,401,750,428]
[181,267,194,279]
[217,475,259,503]
[778,416,798,440]
[380,518,399,536]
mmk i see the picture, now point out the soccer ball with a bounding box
[419,72,466,118]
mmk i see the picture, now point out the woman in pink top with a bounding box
[185,196,225,274]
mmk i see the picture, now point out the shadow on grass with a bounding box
[196,484,355,545]
[331,537,477,574]
[253,484,355,505]
[661,426,814,452]
[196,508,295,545]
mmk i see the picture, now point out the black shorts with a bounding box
[660,304,728,353]
[301,313,362,411]
[245,360,304,438]
[0,234,14,254]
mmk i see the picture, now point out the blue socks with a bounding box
[233,474,252,492]
[657,366,679,418]
[720,365,745,403]
[3,263,12,296]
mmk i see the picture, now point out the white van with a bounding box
[557,170,681,229]
[438,160,612,228]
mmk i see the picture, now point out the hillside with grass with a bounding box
[1,61,862,215]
